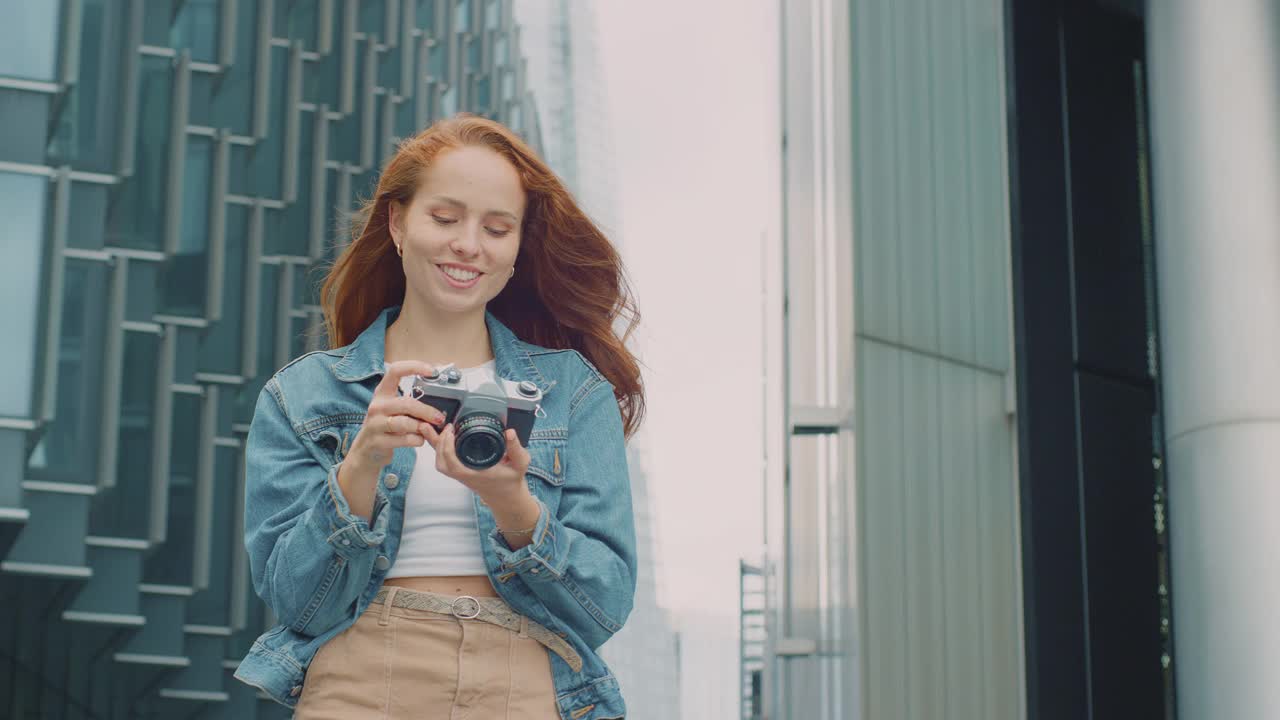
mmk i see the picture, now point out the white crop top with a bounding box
[383,359,495,578]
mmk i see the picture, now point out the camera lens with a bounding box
[454,412,506,469]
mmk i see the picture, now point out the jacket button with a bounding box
[384,473,399,489]
[375,555,391,571]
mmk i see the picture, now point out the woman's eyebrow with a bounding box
[431,195,519,222]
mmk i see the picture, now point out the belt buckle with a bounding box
[451,595,481,620]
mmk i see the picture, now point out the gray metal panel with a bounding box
[850,0,1011,374]
[967,0,1013,373]
[899,349,945,718]
[930,0,978,364]
[856,340,907,718]
[777,0,1023,717]
[850,0,901,344]
[855,339,1021,717]
[936,360,984,718]
[891,0,941,355]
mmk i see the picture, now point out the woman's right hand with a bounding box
[347,361,448,468]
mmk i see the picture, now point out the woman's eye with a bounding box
[431,215,457,225]
[485,227,511,238]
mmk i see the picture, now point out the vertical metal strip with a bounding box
[117,0,144,176]
[385,0,400,48]
[340,0,358,114]
[306,307,325,353]
[240,202,264,379]
[164,51,192,256]
[97,257,127,489]
[444,2,458,95]
[206,131,230,322]
[309,104,330,259]
[229,440,249,631]
[40,169,71,423]
[275,264,293,370]
[282,42,304,204]
[252,0,275,139]
[399,0,414,98]
[218,0,238,67]
[317,0,335,55]
[148,324,176,545]
[360,38,379,169]
[334,167,352,255]
[380,92,396,165]
[192,385,217,590]
[415,35,430,130]
[59,0,82,87]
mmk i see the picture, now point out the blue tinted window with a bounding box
[0,90,52,165]
[0,2,59,81]
[88,330,160,540]
[28,259,109,484]
[0,172,47,417]
[198,205,249,375]
[274,0,320,49]
[165,133,213,314]
[107,55,174,250]
[171,0,220,62]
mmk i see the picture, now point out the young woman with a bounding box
[233,115,644,720]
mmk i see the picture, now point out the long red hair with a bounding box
[318,114,645,438]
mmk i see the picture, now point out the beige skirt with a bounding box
[294,586,563,720]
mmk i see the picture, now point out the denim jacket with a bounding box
[233,305,636,720]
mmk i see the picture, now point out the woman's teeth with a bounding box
[440,265,480,281]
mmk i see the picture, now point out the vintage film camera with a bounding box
[404,363,542,470]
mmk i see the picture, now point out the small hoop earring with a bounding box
[509,265,515,278]
[395,244,403,257]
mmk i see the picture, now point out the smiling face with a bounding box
[389,145,527,317]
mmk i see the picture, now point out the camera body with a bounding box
[404,363,542,470]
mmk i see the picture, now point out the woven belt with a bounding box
[371,586,582,672]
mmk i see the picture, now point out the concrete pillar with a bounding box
[1146,2,1280,717]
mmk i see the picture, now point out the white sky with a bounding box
[594,0,780,628]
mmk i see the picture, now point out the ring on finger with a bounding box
[385,416,393,434]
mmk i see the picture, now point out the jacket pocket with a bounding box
[525,437,565,488]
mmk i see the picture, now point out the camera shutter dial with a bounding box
[517,380,539,398]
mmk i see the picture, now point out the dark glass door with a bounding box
[1006,0,1174,717]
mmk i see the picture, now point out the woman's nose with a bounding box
[449,225,482,256]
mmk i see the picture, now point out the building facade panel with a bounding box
[0,2,542,717]
[771,0,1022,717]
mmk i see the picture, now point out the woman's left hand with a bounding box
[422,423,532,504]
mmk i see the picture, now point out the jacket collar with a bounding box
[329,305,554,394]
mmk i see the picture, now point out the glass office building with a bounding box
[766,0,1280,718]
[0,1,539,718]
